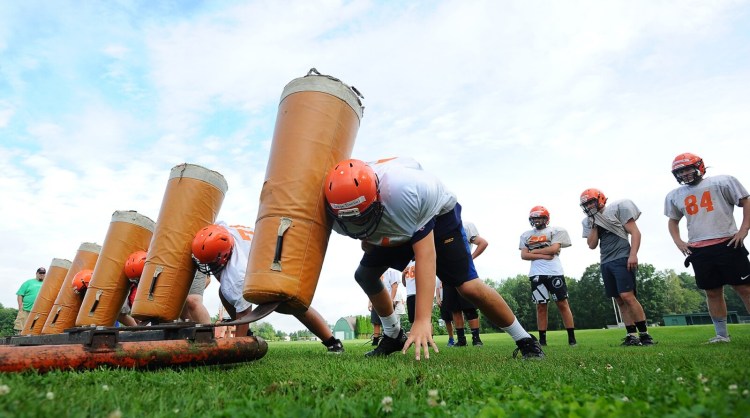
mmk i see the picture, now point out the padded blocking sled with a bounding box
[77,210,155,327]
[131,163,227,322]
[21,258,72,335]
[244,69,364,314]
[41,243,102,334]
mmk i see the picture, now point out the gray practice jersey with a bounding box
[333,157,457,247]
[664,175,749,244]
[520,226,571,276]
[582,199,641,264]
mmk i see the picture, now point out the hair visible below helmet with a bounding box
[192,224,234,274]
[528,205,550,229]
[324,159,384,239]
[71,269,93,294]
[124,250,147,282]
[580,188,607,216]
[671,152,705,184]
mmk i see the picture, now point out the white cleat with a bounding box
[706,335,731,344]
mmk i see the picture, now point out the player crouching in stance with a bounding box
[520,206,577,346]
[665,152,750,344]
[580,188,656,347]
[325,158,544,360]
[191,222,344,353]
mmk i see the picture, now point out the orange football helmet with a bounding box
[671,152,705,184]
[124,250,147,282]
[71,269,93,295]
[580,188,607,216]
[324,159,384,239]
[529,206,550,229]
[192,224,234,274]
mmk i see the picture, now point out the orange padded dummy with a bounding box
[21,258,72,335]
[41,243,101,334]
[244,69,364,314]
[76,210,155,327]
[131,164,227,322]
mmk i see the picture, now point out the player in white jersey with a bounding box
[402,260,417,323]
[520,206,577,346]
[664,152,750,343]
[580,188,656,346]
[368,268,401,346]
[441,222,485,347]
[192,222,343,353]
[325,158,543,360]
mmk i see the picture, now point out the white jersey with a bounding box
[382,268,405,315]
[216,221,254,313]
[519,226,571,276]
[333,157,457,247]
[664,175,749,243]
[463,221,479,249]
[403,260,416,296]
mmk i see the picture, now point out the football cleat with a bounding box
[621,335,642,346]
[365,329,406,357]
[639,333,656,346]
[706,335,731,344]
[513,335,545,359]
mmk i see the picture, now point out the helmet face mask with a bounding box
[72,269,93,295]
[528,206,550,229]
[325,159,384,239]
[671,153,705,185]
[580,189,607,216]
[192,225,234,276]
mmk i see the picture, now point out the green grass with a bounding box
[1,325,749,417]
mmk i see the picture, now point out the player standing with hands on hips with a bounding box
[664,152,750,344]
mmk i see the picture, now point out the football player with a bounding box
[192,222,344,353]
[325,157,543,360]
[665,152,750,343]
[580,188,655,346]
[520,206,577,346]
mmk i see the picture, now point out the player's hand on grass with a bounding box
[402,319,437,360]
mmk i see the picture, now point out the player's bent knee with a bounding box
[354,265,386,295]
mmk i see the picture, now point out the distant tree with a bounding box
[354,315,373,338]
[663,269,704,315]
[254,321,277,341]
[568,263,612,329]
[0,304,17,337]
[635,264,668,324]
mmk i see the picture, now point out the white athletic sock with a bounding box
[380,312,402,338]
[712,317,728,338]
[502,318,532,341]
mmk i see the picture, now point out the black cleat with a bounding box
[327,339,345,354]
[639,333,656,346]
[621,335,642,346]
[513,335,545,359]
[365,330,406,357]
[472,337,484,347]
[371,335,381,346]
[455,337,468,347]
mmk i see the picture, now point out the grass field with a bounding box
[0,325,748,417]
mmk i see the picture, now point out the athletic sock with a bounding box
[635,320,648,333]
[456,328,466,339]
[380,313,401,338]
[712,317,729,338]
[470,328,480,339]
[501,318,532,341]
[625,325,637,335]
[566,328,576,342]
[538,330,547,344]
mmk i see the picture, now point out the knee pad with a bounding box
[354,265,386,296]
[463,308,479,321]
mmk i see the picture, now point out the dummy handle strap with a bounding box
[271,217,293,271]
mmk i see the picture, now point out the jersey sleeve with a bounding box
[663,190,684,220]
[615,200,641,224]
[551,227,572,248]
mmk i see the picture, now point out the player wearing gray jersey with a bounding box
[580,188,655,346]
[520,206,576,346]
[665,152,750,344]
[325,157,543,360]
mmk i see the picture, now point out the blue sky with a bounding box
[2,0,750,332]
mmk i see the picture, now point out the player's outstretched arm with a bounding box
[403,231,438,360]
